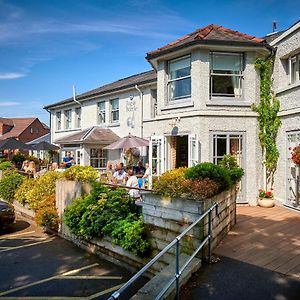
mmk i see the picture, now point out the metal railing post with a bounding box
[208,209,212,263]
[175,238,180,300]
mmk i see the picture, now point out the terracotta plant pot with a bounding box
[258,198,275,208]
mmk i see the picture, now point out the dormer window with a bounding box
[168,56,191,101]
[210,52,243,98]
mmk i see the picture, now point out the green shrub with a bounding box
[64,182,148,256]
[0,171,24,202]
[11,152,26,169]
[111,215,150,256]
[35,194,58,231]
[62,166,99,182]
[26,171,61,210]
[14,177,36,205]
[183,178,220,199]
[152,168,188,197]
[218,155,244,184]
[0,161,13,170]
[184,162,232,192]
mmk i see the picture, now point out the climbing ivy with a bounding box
[251,58,281,185]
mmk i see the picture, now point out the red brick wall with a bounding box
[18,119,49,143]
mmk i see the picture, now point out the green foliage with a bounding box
[0,161,13,170]
[14,177,35,205]
[0,171,24,202]
[152,167,220,199]
[152,168,188,198]
[251,58,281,180]
[218,155,244,184]
[11,152,26,169]
[26,171,61,210]
[62,166,99,182]
[64,182,149,256]
[111,215,150,256]
[26,156,40,165]
[184,162,232,192]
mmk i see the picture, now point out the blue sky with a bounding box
[0,0,299,124]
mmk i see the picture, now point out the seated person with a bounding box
[21,160,29,172]
[126,169,139,198]
[113,163,127,184]
[134,161,146,176]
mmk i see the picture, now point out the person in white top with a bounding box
[126,169,139,198]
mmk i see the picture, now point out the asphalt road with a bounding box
[0,216,146,300]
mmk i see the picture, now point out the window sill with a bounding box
[55,128,81,133]
[108,122,120,127]
[161,100,194,111]
[276,81,300,95]
[206,98,251,107]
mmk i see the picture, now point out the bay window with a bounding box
[168,56,191,101]
[210,52,243,98]
[90,148,107,169]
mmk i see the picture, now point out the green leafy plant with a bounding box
[184,162,232,192]
[64,182,149,256]
[0,170,24,202]
[35,194,59,231]
[218,155,244,184]
[251,58,281,187]
[62,166,99,182]
[152,168,188,198]
[11,152,26,169]
[111,215,150,256]
[14,177,36,205]
[258,188,274,199]
[183,178,220,199]
[26,171,61,210]
[0,161,13,171]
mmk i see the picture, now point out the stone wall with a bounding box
[56,180,237,274]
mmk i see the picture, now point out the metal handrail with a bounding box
[108,202,218,300]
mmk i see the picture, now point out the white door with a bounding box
[188,134,200,167]
[149,136,166,176]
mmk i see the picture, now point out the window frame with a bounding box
[56,111,61,131]
[288,54,300,85]
[97,101,106,124]
[64,109,72,129]
[90,148,107,169]
[75,107,81,128]
[110,98,119,123]
[210,52,244,99]
[167,55,192,102]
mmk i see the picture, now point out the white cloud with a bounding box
[0,72,26,80]
[0,101,20,107]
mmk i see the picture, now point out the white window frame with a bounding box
[75,107,81,128]
[210,52,244,99]
[168,55,191,101]
[90,148,107,169]
[288,54,300,84]
[110,98,119,123]
[64,109,72,129]
[56,111,61,131]
[97,101,106,124]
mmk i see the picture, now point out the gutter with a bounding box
[135,85,143,138]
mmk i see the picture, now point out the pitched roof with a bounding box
[147,24,269,59]
[44,70,157,110]
[54,127,120,145]
[0,118,36,140]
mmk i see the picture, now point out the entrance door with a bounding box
[286,132,300,210]
[212,133,245,202]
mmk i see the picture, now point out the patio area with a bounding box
[214,205,300,279]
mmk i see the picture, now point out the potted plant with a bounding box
[257,188,275,208]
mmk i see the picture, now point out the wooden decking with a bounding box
[214,205,300,279]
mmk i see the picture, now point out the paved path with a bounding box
[0,216,146,299]
[215,205,300,278]
[181,205,300,300]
